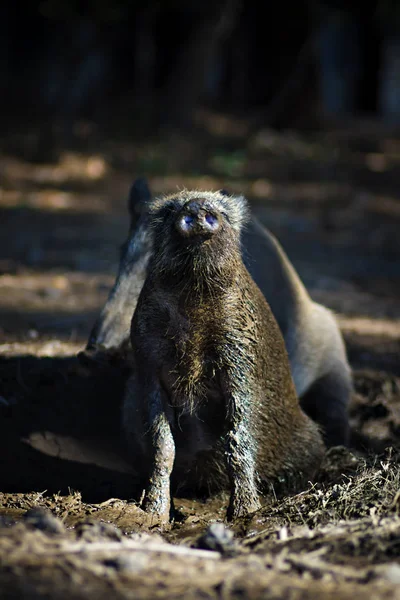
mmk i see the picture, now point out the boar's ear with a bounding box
[128,177,152,219]
[219,188,230,197]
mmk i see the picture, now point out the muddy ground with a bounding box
[0,115,399,599]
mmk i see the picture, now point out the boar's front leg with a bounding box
[123,373,175,524]
[143,392,175,523]
[225,394,261,521]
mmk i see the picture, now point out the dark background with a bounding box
[2,0,400,148]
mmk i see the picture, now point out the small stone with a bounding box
[278,526,288,541]
[23,508,65,535]
[378,563,400,584]
[195,522,237,556]
[75,520,123,542]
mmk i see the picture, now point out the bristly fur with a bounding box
[123,188,325,522]
[135,190,250,416]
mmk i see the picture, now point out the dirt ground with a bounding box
[0,114,400,599]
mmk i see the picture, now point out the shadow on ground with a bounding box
[0,355,137,503]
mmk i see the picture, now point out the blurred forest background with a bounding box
[2,0,400,148]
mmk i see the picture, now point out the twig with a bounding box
[32,540,221,560]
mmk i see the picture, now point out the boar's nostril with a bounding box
[184,214,195,226]
[178,214,195,233]
[205,213,218,228]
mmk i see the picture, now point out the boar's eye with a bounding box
[157,203,176,222]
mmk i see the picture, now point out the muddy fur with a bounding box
[122,190,325,522]
[86,179,351,448]
[86,178,153,352]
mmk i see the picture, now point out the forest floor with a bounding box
[0,113,399,599]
